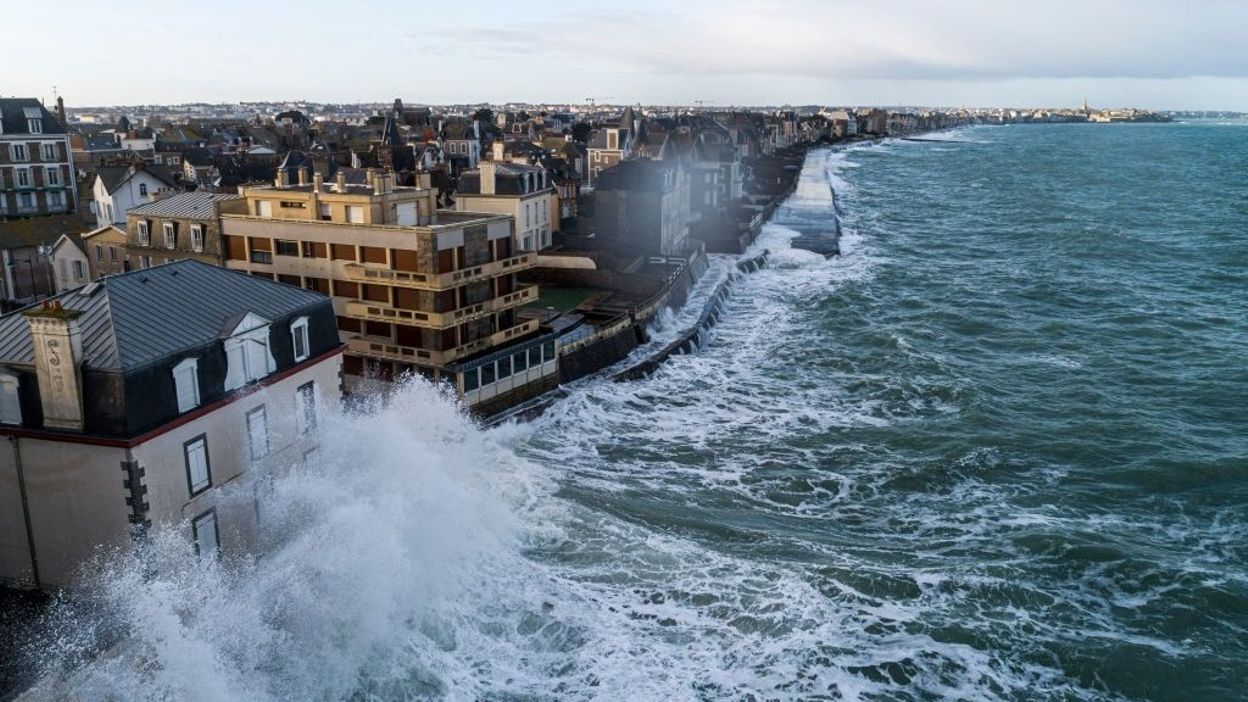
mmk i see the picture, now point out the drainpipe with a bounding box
[8,435,41,589]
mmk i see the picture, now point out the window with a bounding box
[184,435,211,495]
[163,222,176,249]
[18,193,33,210]
[190,225,204,253]
[11,144,27,161]
[513,350,528,372]
[72,260,85,281]
[528,346,542,368]
[223,313,275,391]
[45,167,60,186]
[28,118,42,134]
[173,357,200,413]
[42,144,56,160]
[463,368,479,392]
[0,372,21,425]
[318,203,331,221]
[275,240,299,257]
[16,169,30,187]
[137,221,150,246]
[95,244,103,262]
[140,255,151,269]
[346,205,364,223]
[290,316,310,362]
[192,509,219,559]
[481,362,496,386]
[246,406,269,460]
[542,341,555,362]
[497,356,512,379]
[109,246,117,262]
[49,191,63,208]
[295,381,316,434]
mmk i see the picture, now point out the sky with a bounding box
[8,0,1248,110]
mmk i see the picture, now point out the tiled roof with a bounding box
[0,259,328,371]
[0,98,66,136]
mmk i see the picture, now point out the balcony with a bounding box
[341,253,535,291]
[343,286,538,330]
[346,317,540,367]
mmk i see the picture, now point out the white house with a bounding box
[49,234,89,292]
[91,163,176,228]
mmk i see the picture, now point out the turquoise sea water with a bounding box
[25,122,1248,702]
[516,121,1248,700]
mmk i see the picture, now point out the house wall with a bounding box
[0,136,74,218]
[93,170,171,228]
[52,241,89,292]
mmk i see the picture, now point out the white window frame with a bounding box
[290,316,310,362]
[11,143,27,161]
[190,224,204,253]
[0,372,21,425]
[48,191,64,208]
[44,166,59,186]
[27,119,42,134]
[163,222,176,249]
[15,168,31,188]
[173,357,200,413]
[223,316,276,391]
[139,182,148,197]
[192,509,219,559]
[137,221,150,246]
[246,406,270,461]
[42,143,56,160]
[184,434,211,495]
[295,381,317,434]
[18,192,33,210]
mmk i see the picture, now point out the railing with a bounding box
[341,253,536,291]
[343,286,537,330]
[347,317,541,366]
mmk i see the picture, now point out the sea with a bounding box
[19,121,1248,701]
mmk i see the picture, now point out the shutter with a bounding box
[187,438,209,492]
[174,363,198,413]
[224,341,246,390]
[245,337,270,381]
[248,409,268,459]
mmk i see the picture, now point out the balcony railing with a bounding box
[346,317,540,367]
[341,253,535,291]
[343,286,538,330]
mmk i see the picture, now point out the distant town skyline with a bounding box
[7,0,1248,110]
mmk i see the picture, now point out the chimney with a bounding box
[55,96,67,127]
[313,172,323,191]
[336,170,346,192]
[367,168,379,194]
[276,169,289,187]
[492,141,504,161]
[297,166,307,186]
[479,161,496,195]
[23,302,86,432]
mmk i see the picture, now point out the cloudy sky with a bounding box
[9,0,1248,109]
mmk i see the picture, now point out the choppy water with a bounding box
[26,122,1248,701]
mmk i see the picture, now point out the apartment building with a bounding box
[0,99,75,221]
[220,169,559,412]
[0,261,342,589]
[124,191,245,269]
[454,161,556,251]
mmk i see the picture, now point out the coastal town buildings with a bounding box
[218,169,556,410]
[593,158,692,257]
[82,225,129,278]
[90,162,176,229]
[0,99,76,221]
[124,191,245,269]
[0,260,343,589]
[454,161,556,252]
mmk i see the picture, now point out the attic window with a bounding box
[173,357,200,413]
[0,372,21,425]
[223,313,276,392]
[28,119,42,134]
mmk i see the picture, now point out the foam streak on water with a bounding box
[29,123,1248,701]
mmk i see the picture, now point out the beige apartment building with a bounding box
[454,161,557,252]
[220,169,561,412]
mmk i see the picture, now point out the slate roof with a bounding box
[93,164,177,194]
[0,259,327,372]
[0,98,66,136]
[127,191,240,219]
[0,215,91,250]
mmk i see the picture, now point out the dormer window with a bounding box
[163,222,176,249]
[223,312,276,391]
[28,119,42,134]
[190,225,204,252]
[173,357,200,413]
[0,372,21,425]
[290,316,310,362]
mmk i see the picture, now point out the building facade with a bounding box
[219,169,557,410]
[90,163,176,229]
[594,159,692,257]
[124,191,245,269]
[0,99,76,220]
[454,161,556,252]
[0,261,343,589]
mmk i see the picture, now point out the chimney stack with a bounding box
[336,170,346,192]
[23,302,86,432]
[479,161,497,195]
[276,169,289,187]
[297,166,307,186]
[313,172,323,191]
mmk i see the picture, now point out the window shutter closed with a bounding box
[174,363,198,413]
[186,438,210,493]
[224,341,247,391]
[245,338,270,382]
